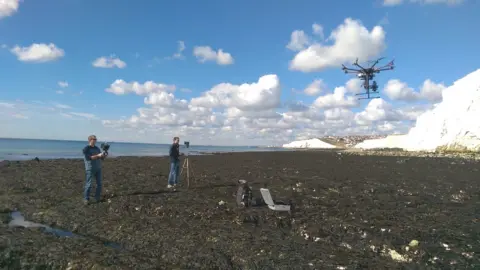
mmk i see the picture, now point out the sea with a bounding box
[0,138,288,161]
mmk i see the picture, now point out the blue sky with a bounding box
[0,0,479,145]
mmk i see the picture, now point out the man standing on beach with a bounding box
[168,136,181,189]
[82,135,107,205]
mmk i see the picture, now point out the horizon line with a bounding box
[0,137,271,148]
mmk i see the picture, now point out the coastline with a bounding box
[0,137,287,162]
[0,141,480,163]
[1,151,478,268]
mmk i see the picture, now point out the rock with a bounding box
[409,239,419,248]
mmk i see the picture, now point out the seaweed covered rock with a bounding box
[0,152,479,268]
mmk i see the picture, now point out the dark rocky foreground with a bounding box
[0,151,479,269]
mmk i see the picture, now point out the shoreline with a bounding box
[0,148,289,162]
[2,146,479,163]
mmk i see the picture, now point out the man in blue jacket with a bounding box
[168,136,181,189]
[82,135,107,205]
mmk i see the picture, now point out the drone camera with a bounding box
[100,142,110,152]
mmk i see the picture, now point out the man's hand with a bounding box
[180,152,185,156]
[92,153,105,160]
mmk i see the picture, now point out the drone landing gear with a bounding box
[355,80,380,100]
[356,93,380,100]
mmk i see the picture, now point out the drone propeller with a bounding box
[368,57,385,63]
[374,58,395,72]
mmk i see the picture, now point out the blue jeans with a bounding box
[84,169,102,201]
[168,160,180,185]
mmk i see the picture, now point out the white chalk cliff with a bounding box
[355,69,480,152]
[283,138,336,149]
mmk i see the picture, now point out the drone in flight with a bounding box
[341,57,395,100]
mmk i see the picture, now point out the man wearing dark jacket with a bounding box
[82,134,107,205]
[168,136,181,189]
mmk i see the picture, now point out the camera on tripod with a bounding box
[184,141,190,148]
[100,142,110,156]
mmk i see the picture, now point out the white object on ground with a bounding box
[282,138,336,149]
[260,188,291,211]
[355,69,480,152]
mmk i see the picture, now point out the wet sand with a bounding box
[0,151,479,269]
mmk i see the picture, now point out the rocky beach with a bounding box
[1,151,479,269]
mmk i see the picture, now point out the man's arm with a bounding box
[91,154,104,160]
[83,146,103,160]
[82,146,92,160]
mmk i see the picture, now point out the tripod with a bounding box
[180,154,195,188]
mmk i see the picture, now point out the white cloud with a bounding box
[0,102,15,108]
[102,75,291,144]
[378,13,390,26]
[324,108,354,121]
[376,121,395,132]
[105,80,176,95]
[92,55,127,69]
[0,100,99,126]
[383,79,446,102]
[313,86,358,109]
[312,23,325,40]
[286,30,311,52]
[144,92,189,109]
[12,113,28,119]
[0,0,19,19]
[383,0,465,6]
[383,79,420,101]
[53,103,72,110]
[397,104,433,120]
[58,81,69,88]
[172,41,185,59]
[55,90,64,94]
[10,43,65,63]
[419,79,446,102]
[289,18,386,72]
[190,74,281,111]
[286,23,325,52]
[345,78,364,94]
[69,112,97,119]
[355,98,406,125]
[193,46,234,65]
[303,79,327,96]
[383,0,404,5]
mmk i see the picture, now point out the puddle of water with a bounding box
[9,211,78,237]
[8,211,121,249]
